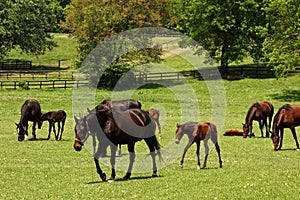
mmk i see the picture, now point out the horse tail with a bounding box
[209,123,218,144]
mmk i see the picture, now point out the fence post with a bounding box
[53,80,55,88]
[40,81,42,89]
[14,81,17,89]
[58,60,61,69]
[64,80,67,89]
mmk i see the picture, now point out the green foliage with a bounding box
[0,0,61,59]
[169,0,266,74]
[62,0,170,88]
[261,0,300,77]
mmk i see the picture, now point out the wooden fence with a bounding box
[0,79,89,89]
[0,60,32,70]
[0,70,76,80]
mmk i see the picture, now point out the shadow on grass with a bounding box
[269,89,300,102]
[86,175,163,184]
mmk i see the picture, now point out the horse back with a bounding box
[195,122,217,142]
[21,99,41,122]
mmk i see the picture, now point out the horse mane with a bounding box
[272,104,290,133]
[245,102,260,123]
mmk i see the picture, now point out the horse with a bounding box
[91,99,142,156]
[38,110,67,140]
[242,101,274,138]
[223,129,255,137]
[271,104,300,151]
[15,99,42,141]
[73,108,161,182]
[146,108,162,139]
[175,122,222,170]
[95,99,142,111]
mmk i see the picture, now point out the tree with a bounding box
[0,0,60,59]
[261,0,300,77]
[62,0,170,88]
[169,0,266,75]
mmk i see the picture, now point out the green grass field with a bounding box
[1,75,300,199]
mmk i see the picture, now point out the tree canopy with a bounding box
[0,0,61,59]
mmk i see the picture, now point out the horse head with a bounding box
[175,123,184,144]
[73,116,89,151]
[271,131,280,151]
[242,123,250,138]
[15,122,27,141]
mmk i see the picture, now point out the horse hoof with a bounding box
[152,173,158,178]
[123,173,131,180]
[100,173,107,182]
[180,164,183,169]
[197,166,200,170]
[108,178,115,183]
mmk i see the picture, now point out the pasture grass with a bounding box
[1,75,300,199]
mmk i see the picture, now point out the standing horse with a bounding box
[242,101,274,138]
[73,108,161,182]
[92,99,142,156]
[271,104,300,151]
[38,110,67,140]
[175,122,222,170]
[15,99,42,141]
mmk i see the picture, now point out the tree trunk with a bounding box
[220,42,229,77]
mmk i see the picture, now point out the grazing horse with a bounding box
[242,101,274,138]
[271,104,300,151]
[223,129,255,137]
[175,122,222,170]
[15,99,42,141]
[73,108,161,182]
[38,110,67,140]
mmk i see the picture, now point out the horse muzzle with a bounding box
[175,139,180,144]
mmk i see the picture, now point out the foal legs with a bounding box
[32,122,37,140]
[180,141,194,168]
[59,119,65,140]
[47,122,53,140]
[94,145,107,182]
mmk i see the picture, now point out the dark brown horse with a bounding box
[38,110,67,140]
[91,99,142,156]
[73,108,161,182]
[15,99,42,141]
[95,99,142,111]
[242,101,274,138]
[175,122,222,170]
[271,104,300,151]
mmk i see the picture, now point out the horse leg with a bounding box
[116,144,121,156]
[47,122,52,140]
[32,122,37,140]
[108,144,117,182]
[278,128,284,150]
[94,146,107,182]
[180,141,193,168]
[124,143,136,180]
[145,137,158,177]
[57,122,61,141]
[258,120,264,137]
[201,140,209,169]
[52,123,57,140]
[59,120,65,140]
[215,142,223,168]
[196,141,201,170]
[290,128,300,149]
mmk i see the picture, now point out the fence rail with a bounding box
[0,79,89,89]
[0,70,75,80]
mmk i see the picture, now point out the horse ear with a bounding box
[87,108,92,114]
[74,116,79,123]
[176,123,179,128]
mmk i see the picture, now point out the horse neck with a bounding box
[272,109,284,134]
[19,115,28,126]
[246,107,256,125]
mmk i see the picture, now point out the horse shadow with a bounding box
[86,175,163,184]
